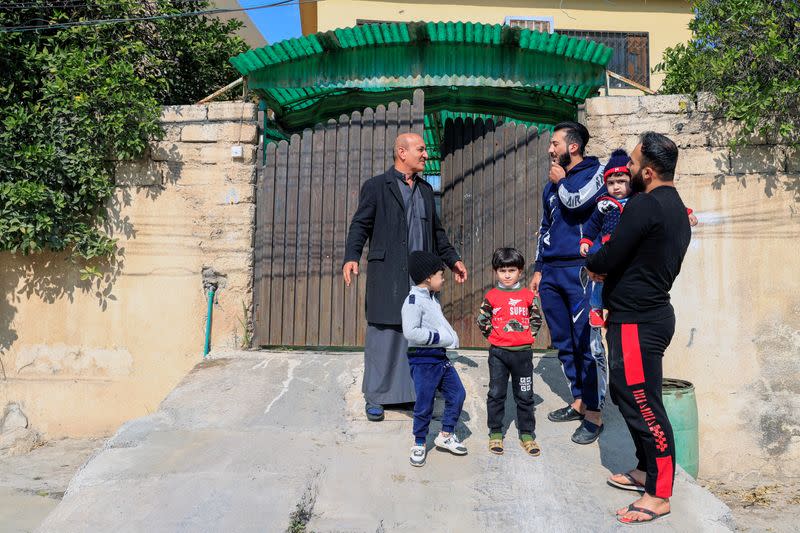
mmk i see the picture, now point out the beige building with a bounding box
[213,0,268,48]
[300,0,693,93]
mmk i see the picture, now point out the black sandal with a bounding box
[616,504,671,525]
[607,472,646,492]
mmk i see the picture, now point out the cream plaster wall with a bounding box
[0,103,259,438]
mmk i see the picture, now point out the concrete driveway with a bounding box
[39,350,734,532]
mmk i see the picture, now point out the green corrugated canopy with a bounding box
[231,21,612,173]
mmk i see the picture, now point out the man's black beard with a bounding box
[557,151,571,169]
[631,170,646,193]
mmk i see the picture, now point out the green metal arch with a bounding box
[231,21,613,132]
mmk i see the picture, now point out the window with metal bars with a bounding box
[356,19,402,26]
[559,30,650,88]
[504,16,554,34]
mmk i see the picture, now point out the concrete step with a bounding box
[39,351,734,532]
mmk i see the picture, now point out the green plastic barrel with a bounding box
[662,378,699,478]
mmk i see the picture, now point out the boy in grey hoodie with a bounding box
[401,250,468,467]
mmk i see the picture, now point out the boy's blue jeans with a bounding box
[588,280,608,410]
[408,358,466,441]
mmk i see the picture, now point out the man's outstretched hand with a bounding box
[343,261,359,287]
[529,271,542,295]
[452,261,468,284]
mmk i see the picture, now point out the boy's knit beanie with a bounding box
[603,149,631,182]
[409,251,445,285]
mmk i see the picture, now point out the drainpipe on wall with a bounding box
[201,267,227,359]
[203,281,217,359]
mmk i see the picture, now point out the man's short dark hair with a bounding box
[639,131,679,180]
[553,121,590,156]
[492,247,525,270]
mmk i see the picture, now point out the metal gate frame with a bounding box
[439,117,552,349]
[253,92,551,348]
[253,91,424,347]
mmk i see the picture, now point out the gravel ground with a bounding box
[702,479,800,533]
[0,438,104,533]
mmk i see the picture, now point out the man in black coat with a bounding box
[343,132,468,421]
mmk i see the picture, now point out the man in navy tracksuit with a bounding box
[530,121,607,444]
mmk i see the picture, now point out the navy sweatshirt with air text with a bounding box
[534,156,606,272]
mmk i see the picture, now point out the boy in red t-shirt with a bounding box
[477,248,543,456]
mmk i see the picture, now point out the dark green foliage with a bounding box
[655,0,800,147]
[0,1,248,263]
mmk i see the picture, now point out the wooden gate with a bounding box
[253,91,425,347]
[439,117,552,348]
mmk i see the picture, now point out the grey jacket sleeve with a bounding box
[433,322,456,348]
[401,298,455,347]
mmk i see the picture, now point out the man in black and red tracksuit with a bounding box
[586,132,691,525]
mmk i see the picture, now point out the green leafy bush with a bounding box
[0,1,248,262]
[655,0,800,147]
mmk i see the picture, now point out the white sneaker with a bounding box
[434,433,468,455]
[410,445,426,467]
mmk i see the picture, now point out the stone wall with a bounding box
[0,102,258,439]
[585,94,800,481]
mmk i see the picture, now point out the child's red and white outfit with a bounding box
[477,283,542,438]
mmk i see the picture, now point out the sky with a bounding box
[240,0,303,44]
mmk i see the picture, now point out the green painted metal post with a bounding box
[663,378,699,478]
[203,289,215,358]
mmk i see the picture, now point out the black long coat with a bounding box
[344,168,461,325]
